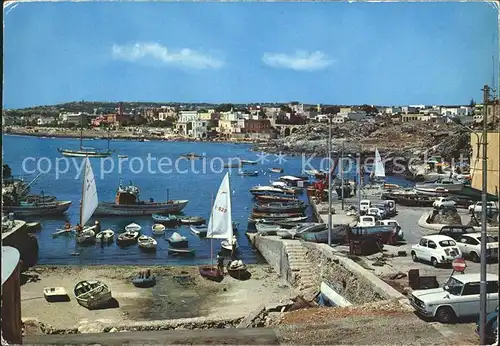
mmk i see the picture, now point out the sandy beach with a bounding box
[21,265,297,334]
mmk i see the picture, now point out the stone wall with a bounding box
[250,235,291,282]
[3,230,38,270]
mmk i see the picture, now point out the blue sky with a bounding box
[3,1,499,108]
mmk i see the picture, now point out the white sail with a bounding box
[206,172,233,240]
[373,148,386,178]
[80,157,99,226]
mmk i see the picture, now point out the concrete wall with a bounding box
[249,235,292,283]
[471,131,500,196]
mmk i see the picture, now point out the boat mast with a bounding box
[80,113,83,150]
[210,193,214,267]
[107,127,111,151]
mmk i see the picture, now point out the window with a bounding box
[466,237,479,246]
[428,240,437,249]
[487,281,499,294]
[419,238,428,247]
[462,282,481,296]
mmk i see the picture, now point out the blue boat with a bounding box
[132,271,156,288]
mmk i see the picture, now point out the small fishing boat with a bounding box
[180,216,205,225]
[190,225,207,238]
[255,222,280,234]
[253,202,307,214]
[255,194,298,203]
[180,153,202,160]
[125,223,141,232]
[227,260,248,279]
[240,159,258,165]
[138,235,157,252]
[117,154,128,159]
[167,232,188,248]
[76,228,96,245]
[43,287,70,302]
[168,248,196,257]
[277,230,295,239]
[132,272,156,288]
[199,265,223,282]
[74,280,112,310]
[116,230,139,246]
[24,221,42,232]
[269,168,284,173]
[152,213,180,224]
[221,235,239,252]
[238,170,259,177]
[96,229,114,244]
[151,224,166,236]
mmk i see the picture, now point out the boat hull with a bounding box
[199,266,223,282]
[58,148,112,158]
[94,200,188,216]
[4,201,72,217]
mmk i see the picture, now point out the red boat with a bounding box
[198,266,224,282]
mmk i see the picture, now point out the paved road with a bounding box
[23,327,280,345]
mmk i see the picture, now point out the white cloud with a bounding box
[262,51,333,71]
[111,42,224,69]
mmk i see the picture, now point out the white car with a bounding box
[411,235,462,267]
[367,207,381,219]
[410,273,499,323]
[468,201,499,214]
[433,197,457,209]
[358,215,376,227]
[360,199,371,213]
[456,233,499,263]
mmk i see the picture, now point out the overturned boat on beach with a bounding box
[94,182,188,216]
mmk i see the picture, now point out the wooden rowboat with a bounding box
[168,248,195,257]
[198,265,223,282]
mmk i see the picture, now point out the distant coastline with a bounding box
[2,126,260,146]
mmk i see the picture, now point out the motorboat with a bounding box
[414,178,464,192]
[125,223,142,232]
[167,232,188,248]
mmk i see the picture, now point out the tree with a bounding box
[322,106,340,114]
[215,104,234,112]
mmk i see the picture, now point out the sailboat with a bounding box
[369,148,386,184]
[75,157,99,245]
[199,172,239,281]
[58,116,112,158]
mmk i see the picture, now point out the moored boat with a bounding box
[152,213,180,224]
[138,235,157,252]
[125,223,141,232]
[180,152,202,160]
[24,221,42,232]
[238,170,259,177]
[414,178,464,192]
[253,202,307,214]
[240,159,258,165]
[190,225,207,238]
[167,232,188,248]
[74,280,112,310]
[94,182,188,216]
[116,230,139,246]
[180,216,205,225]
[76,228,96,245]
[168,247,196,257]
[269,168,284,173]
[96,229,114,244]
[3,200,72,217]
[255,194,298,203]
[151,224,166,236]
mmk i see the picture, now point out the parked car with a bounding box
[360,199,371,214]
[410,273,499,323]
[437,225,475,241]
[377,219,404,240]
[373,203,388,219]
[382,200,397,217]
[367,207,382,220]
[468,201,499,214]
[476,305,498,343]
[433,197,457,209]
[411,235,462,267]
[358,215,376,227]
[456,233,499,263]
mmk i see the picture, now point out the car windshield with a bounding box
[439,240,456,247]
[387,222,397,226]
[444,277,464,295]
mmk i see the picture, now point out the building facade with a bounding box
[470,131,500,196]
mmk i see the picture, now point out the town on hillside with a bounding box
[3,101,499,140]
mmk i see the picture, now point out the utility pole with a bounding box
[327,114,332,247]
[341,141,345,210]
[479,84,490,346]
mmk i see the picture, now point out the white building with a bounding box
[59,112,88,126]
[37,117,54,126]
[337,110,366,121]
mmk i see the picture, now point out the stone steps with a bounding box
[285,243,316,291]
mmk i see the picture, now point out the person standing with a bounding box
[216,251,224,274]
[94,220,101,234]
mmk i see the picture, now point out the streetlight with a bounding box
[328,114,332,247]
